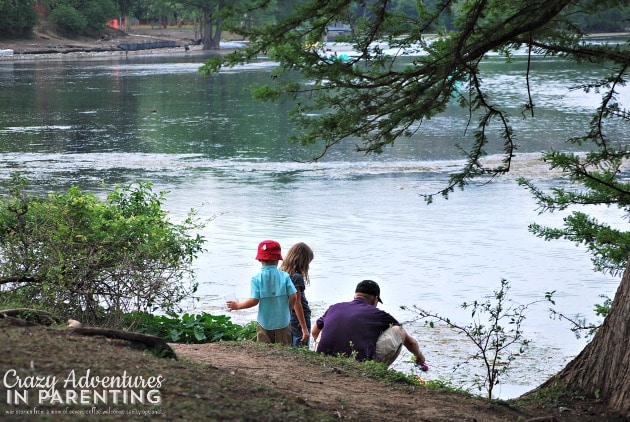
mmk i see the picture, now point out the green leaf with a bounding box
[170,328,183,342]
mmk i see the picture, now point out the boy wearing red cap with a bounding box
[227,240,297,345]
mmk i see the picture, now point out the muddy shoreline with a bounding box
[1,29,625,62]
[0,26,245,61]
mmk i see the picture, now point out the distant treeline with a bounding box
[0,1,628,40]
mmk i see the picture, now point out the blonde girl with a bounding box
[280,242,314,347]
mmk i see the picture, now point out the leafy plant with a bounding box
[0,0,37,38]
[127,311,257,343]
[404,279,550,399]
[48,0,119,37]
[49,4,88,37]
[0,173,206,327]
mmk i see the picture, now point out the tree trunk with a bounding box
[200,4,222,50]
[538,259,630,416]
[211,17,222,49]
[202,8,213,50]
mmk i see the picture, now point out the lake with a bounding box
[0,37,628,398]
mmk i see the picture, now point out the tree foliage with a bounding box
[203,0,630,274]
[49,4,88,36]
[0,0,38,38]
[0,174,206,327]
[48,0,119,36]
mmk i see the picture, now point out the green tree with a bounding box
[49,4,88,36]
[0,0,38,38]
[0,174,206,327]
[203,0,630,416]
[131,0,173,24]
[113,0,134,16]
[48,0,119,37]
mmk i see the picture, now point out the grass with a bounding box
[252,341,465,394]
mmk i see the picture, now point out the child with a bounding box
[227,240,297,345]
[280,242,314,347]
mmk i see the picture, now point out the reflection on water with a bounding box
[0,41,628,398]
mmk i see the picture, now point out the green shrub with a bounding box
[0,173,206,327]
[127,311,257,343]
[0,0,38,38]
[81,0,119,34]
[49,5,88,37]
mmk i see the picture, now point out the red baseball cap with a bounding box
[256,240,283,261]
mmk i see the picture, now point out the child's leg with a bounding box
[273,326,292,345]
[256,323,273,343]
[257,324,291,345]
[292,321,311,347]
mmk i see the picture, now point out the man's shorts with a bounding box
[373,325,404,366]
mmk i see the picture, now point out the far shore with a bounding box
[0,43,247,62]
[1,31,627,62]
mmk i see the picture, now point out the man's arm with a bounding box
[401,328,426,365]
[311,321,322,340]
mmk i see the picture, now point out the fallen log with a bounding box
[1,308,177,359]
[70,326,177,359]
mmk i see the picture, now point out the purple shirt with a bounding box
[315,297,399,361]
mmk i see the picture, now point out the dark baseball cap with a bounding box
[355,280,383,303]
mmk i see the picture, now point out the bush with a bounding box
[47,0,119,37]
[0,0,38,38]
[81,0,119,35]
[404,279,551,399]
[128,311,257,343]
[49,4,88,37]
[0,173,206,327]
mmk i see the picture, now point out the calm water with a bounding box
[0,39,628,397]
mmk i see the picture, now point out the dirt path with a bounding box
[170,342,530,422]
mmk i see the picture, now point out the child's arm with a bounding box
[288,292,297,316]
[227,298,259,311]
[292,290,310,343]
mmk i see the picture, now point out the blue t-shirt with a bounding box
[251,266,297,330]
[315,298,399,360]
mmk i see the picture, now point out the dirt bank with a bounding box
[1,318,626,421]
[0,25,206,59]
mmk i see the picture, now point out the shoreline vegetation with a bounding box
[0,26,627,62]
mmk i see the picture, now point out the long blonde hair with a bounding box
[280,242,314,285]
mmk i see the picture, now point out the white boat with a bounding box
[0,49,14,57]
